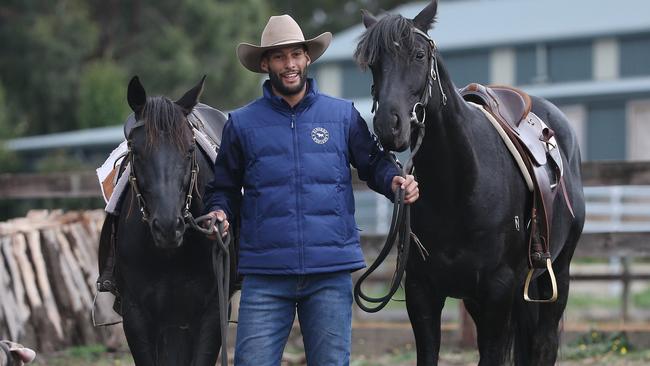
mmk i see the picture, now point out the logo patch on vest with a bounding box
[311,127,329,144]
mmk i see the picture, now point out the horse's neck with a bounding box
[416,89,479,204]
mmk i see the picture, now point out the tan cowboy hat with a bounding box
[237,14,332,73]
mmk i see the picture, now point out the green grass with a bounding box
[633,286,650,308]
[33,345,134,366]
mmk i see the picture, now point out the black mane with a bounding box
[354,14,418,69]
[141,96,191,151]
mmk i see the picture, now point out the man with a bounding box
[203,14,419,365]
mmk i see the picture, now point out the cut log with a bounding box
[0,238,21,340]
[25,230,63,339]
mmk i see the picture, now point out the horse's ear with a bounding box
[361,9,378,29]
[127,76,147,113]
[175,75,206,115]
[413,0,438,32]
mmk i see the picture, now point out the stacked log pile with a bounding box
[0,210,118,352]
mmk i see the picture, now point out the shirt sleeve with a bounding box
[348,105,400,201]
[203,116,243,219]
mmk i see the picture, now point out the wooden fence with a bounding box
[0,161,649,349]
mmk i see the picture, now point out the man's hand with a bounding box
[391,175,419,204]
[205,210,229,239]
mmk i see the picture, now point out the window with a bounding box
[548,41,592,82]
[516,45,538,85]
[620,34,650,77]
[442,50,490,87]
[587,103,626,161]
[341,61,373,99]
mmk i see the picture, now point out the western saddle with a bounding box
[460,83,575,302]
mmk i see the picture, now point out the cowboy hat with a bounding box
[237,14,332,73]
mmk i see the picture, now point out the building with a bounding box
[311,0,650,161]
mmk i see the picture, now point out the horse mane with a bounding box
[141,96,191,151]
[354,14,418,70]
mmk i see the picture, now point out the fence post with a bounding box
[459,301,476,348]
[621,256,631,322]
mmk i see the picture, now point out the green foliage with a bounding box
[0,0,417,138]
[0,0,99,134]
[0,81,22,173]
[266,0,407,37]
[565,330,633,359]
[632,285,650,308]
[77,60,130,128]
[34,149,91,173]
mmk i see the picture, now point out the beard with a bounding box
[268,66,308,96]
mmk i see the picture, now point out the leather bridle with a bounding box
[354,27,446,312]
[126,120,200,224]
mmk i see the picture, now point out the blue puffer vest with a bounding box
[231,80,365,275]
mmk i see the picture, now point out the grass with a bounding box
[32,345,134,366]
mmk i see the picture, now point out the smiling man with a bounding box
[203,14,419,365]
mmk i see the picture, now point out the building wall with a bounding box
[314,31,650,161]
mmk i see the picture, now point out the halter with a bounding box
[369,27,446,174]
[126,119,199,224]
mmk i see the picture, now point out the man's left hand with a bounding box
[391,175,419,204]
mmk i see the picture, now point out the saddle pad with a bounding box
[468,102,534,192]
[97,127,218,214]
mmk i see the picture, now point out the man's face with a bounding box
[261,46,311,96]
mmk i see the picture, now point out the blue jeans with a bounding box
[234,271,353,366]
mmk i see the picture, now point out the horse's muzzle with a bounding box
[151,216,185,248]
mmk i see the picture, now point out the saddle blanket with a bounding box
[96,127,218,214]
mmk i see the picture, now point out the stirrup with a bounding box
[523,258,558,303]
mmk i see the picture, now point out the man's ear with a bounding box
[260,58,269,73]
[305,52,311,66]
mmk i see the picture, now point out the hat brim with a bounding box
[237,32,332,73]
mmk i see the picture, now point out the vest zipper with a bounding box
[291,112,304,272]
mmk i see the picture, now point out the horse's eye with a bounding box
[415,51,426,60]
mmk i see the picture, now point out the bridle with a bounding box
[354,26,446,313]
[126,119,200,224]
[124,117,231,366]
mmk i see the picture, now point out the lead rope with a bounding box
[353,117,426,313]
[186,213,230,366]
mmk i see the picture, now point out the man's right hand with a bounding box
[205,210,229,239]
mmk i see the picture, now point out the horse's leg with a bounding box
[121,296,156,366]
[191,294,221,366]
[465,266,516,366]
[405,271,445,366]
[529,243,573,365]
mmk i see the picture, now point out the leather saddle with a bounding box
[459,83,574,271]
[123,103,227,148]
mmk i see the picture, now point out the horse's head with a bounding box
[126,76,205,249]
[355,0,442,152]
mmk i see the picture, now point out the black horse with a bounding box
[109,76,232,366]
[355,1,585,365]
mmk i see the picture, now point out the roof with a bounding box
[320,0,650,62]
[6,125,124,152]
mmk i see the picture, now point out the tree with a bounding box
[0,0,99,134]
[76,60,131,128]
[266,0,407,37]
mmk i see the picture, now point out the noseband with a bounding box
[126,119,199,224]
